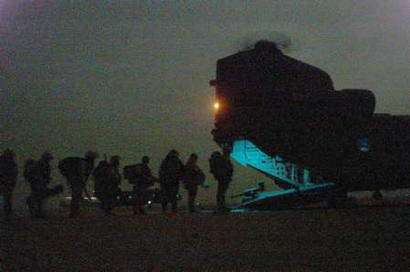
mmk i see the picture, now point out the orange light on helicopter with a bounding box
[214,102,220,110]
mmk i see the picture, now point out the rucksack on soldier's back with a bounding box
[123,164,142,184]
[58,157,83,177]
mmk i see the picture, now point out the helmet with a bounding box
[168,150,179,157]
[142,156,150,164]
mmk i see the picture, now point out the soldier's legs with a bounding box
[161,202,167,212]
[36,187,54,217]
[161,193,169,213]
[104,193,117,215]
[26,196,35,216]
[98,194,109,214]
[132,186,138,214]
[70,184,83,218]
[30,186,63,218]
[1,180,16,216]
[101,198,112,215]
[30,187,44,218]
[170,184,179,212]
[99,191,110,215]
[133,187,146,215]
[132,186,141,214]
[137,190,147,214]
[28,197,42,218]
[161,185,169,212]
[188,186,198,212]
[217,182,229,211]
[37,198,44,217]
[3,191,12,216]
[27,184,36,217]
[101,198,108,214]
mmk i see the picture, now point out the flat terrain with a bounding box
[1,206,409,271]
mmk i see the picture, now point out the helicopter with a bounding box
[210,39,410,209]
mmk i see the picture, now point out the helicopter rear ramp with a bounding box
[233,184,333,210]
[230,139,335,209]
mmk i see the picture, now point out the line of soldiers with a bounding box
[0,150,64,218]
[0,147,234,217]
[123,148,233,214]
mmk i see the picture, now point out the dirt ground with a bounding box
[1,206,409,272]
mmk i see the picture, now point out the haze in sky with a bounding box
[1,0,409,208]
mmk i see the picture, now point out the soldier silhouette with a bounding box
[93,158,113,215]
[159,150,184,214]
[183,153,205,213]
[0,149,18,216]
[102,155,122,215]
[209,148,233,213]
[130,156,156,215]
[58,151,98,218]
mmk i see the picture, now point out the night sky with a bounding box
[1,1,409,206]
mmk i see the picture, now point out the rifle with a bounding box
[231,187,260,199]
[231,182,265,199]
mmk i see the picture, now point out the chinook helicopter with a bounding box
[210,40,410,210]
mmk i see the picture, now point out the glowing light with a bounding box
[214,102,219,110]
[357,138,371,152]
[148,201,152,204]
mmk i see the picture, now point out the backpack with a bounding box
[93,161,110,180]
[58,157,83,177]
[209,154,232,181]
[123,164,142,184]
[183,165,205,187]
[209,152,222,174]
[160,158,183,181]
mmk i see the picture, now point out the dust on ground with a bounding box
[1,206,409,271]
